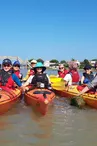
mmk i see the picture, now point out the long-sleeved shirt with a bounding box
[12,74,22,87]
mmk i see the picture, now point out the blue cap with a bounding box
[13,61,20,67]
[2,58,12,65]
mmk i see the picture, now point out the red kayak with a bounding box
[24,88,55,115]
[0,87,22,114]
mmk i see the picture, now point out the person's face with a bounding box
[85,69,91,74]
[36,68,42,73]
[31,63,36,68]
[13,65,20,71]
[95,66,97,71]
[3,64,12,72]
[59,66,64,72]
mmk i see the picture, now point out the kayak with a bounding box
[0,87,22,114]
[50,75,63,83]
[54,85,97,109]
[24,88,55,115]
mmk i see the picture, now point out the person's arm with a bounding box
[80,76,85,84]
[22,70,30,81]
[77,76,97,96]
[22,75,34,86]
[64,74,72,86]
[46,74,51,84]
[12,74,22,87]
[77,86,89,96]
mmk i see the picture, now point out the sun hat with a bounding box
[31,60,37,64]
[2,58,12,65]
[84,65,92,70]
[13,61,20,67]
[33,62,46,72]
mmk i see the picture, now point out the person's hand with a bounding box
[21,86,29,92]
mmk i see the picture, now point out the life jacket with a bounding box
[83,72,94,84]
[0,69,14,88]
[29,69,35,77]
[14,70,23,79]
[70,70,80,83]
[31,73,49,88]
[58,69,69,78]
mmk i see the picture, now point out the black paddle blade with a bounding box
[70,96,85,108]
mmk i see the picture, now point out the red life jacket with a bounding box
[70,70,80,83]
[0,70,15,89]
[29,69,35,77]
[58,69,69,78]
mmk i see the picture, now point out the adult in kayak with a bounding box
[23,62,52,90]
[0,58,24,89]
[22,59,37,81]
[12,60,23,80]
[57,64,69,78]
[62,61,80,86]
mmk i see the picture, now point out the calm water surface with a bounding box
[0,69,97,146]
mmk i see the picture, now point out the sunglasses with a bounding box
[14,65,20,67]
[3,64,11,67]
[59,67,64,69]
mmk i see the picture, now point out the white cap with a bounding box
[30,60,37,64]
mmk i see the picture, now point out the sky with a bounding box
[0,0,97,62]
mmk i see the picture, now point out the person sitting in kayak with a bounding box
[57,64,69,78]
[80,65,94,85]
[76,63,97,96]
[22,59,37,81]
[63,61,80,86]
[23,62,52,90]
[0,58,24,89]
[12,60,23,80]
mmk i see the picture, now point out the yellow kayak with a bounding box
[54,85,97,109]
[49,75,63,83]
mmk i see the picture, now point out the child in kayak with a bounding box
[22,59,37,81]
[23,62,51,90]
[75,62,97,96]
[80,65,94,85]
[13,60,23,80]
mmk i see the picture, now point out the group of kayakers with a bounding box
[57,61,97,96]
[0,58,97,99]
[0,58,52,92]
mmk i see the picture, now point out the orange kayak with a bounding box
[0,87,22,114]
[24,88,55,115]
[54,85,97,109]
